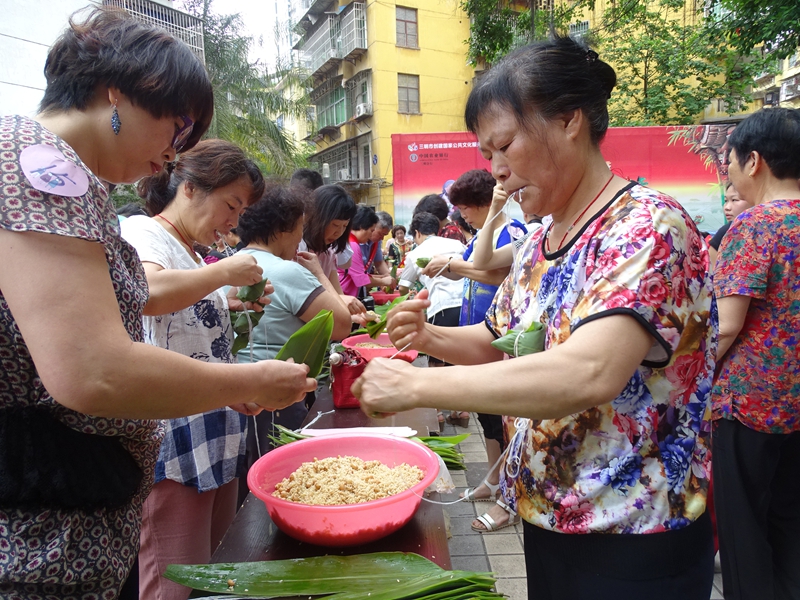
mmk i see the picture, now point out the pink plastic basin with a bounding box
[342,333,418,362]
[247,433,439,547]
[370,291,401,305]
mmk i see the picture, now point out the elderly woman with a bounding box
[354,37,716,599]
[0,8,315,599]
[711,108,800,600]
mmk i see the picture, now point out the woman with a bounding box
[299,184,363,316]
[122,139,267,600]
[338,205,394,297]
[384,224,414,268]
[235,186,352,446]
[0,9,315,599]
[354,37,716,599]
[707,181,752,268]
[711,108,800,600]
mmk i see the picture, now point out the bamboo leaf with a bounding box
[236,278,269,304]
[165,552,444,597]
[490,320,545,358]
[274,309,333,378]
[231,332,250,355]
[364,294,408,339]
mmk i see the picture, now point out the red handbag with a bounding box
[331,350,367,409]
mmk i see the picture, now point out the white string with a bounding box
[300,409,336,431]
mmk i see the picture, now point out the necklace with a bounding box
[546,174,615,253]
[155,213,199,263]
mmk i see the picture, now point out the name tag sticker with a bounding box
[20,144,89,197]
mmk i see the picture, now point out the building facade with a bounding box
[294,0,475,213]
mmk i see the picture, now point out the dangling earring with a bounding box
[111,100,121,135]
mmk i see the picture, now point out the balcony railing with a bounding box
[103,0,204,62]
[299,15,342,76]
[341,3,367,60]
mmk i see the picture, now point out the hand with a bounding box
[352,358,416,418]
[227,282,274,313]
[386,288,431,351]
[217,253,264,287]
[228,402,263,416]
[491,182,510,214]
[295,251,325,279]
[421,255,450,277]
[342,295,366,316]
[250,358,317,411]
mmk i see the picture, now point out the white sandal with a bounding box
[471,499,520,533]
[460,481,499,503]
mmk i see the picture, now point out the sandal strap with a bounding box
[475,512,500,531]
[496,498,517,517]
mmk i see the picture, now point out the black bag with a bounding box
[0,405,144,511]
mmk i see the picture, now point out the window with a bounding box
[317,87,346,129]
[398,74,420,114]
[396,7,418,48]
[569,20,590,40]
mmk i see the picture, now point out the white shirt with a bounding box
[399,235,465,318]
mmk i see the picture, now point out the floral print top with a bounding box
[486,183,716,534]
[712,200,800,434]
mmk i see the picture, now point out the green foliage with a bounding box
[178,0,312,176]
[597,0,768,125]
[461,0,580,66]
[108,184,142,210]
[704,0,800,60]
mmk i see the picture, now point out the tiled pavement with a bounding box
[439,414,725,600]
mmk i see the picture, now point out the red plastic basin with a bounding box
[370,291,401,305]
[247,434,439,547]
[342,333,418,362]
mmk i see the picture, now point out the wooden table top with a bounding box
[209,372,450,571]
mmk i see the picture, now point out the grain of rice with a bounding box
[273,456,424,505]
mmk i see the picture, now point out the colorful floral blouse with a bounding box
[487,183,716,535]
[712,200,800,434]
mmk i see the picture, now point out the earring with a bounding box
[111,100,121,135]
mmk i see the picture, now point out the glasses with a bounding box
[172,115,194,153]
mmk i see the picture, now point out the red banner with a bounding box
[392,125,733,232]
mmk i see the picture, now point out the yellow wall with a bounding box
[308,0,474,216]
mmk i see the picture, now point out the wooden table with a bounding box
[210,374,450,570]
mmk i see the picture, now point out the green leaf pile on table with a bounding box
[166,552,505,598]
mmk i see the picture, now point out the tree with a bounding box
[178,0,312,176]
[461,0,581,66]
[461,0,768,126]
[596,0,767,125]
[704,0,800,60]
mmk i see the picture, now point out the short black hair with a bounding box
[409,212,440,237]
[391,224,406,238]
[728,108,800,180]
[237,185,305,246]
[290,168,324,191]
[448,169,495,208]
[413,194,449,221]
[40,7,213,152]
[451,209,477,236]
[303,184,356,253]
[465,36,616,145]
[351,205,379,231]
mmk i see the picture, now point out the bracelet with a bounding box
[447,257,452,273]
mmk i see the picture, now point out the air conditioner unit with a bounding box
[764,91,778,105]
[337,168,350,180]
[355,103,371,118]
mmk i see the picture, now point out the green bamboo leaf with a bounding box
[490,320,545,358]
[418,434,470,446]
[416,257,431,268]
[236,278,269,303]
[274,309,333,378]
[364,294,408,339]
[165,552,444,597]
[231,331,250,355]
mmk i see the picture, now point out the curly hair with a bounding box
[448,169,495,208]
[236,185,305,246]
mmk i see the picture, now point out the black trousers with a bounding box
[523,512,714,600]
[712,418,800,600]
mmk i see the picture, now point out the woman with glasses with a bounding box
[0,8,315,599]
